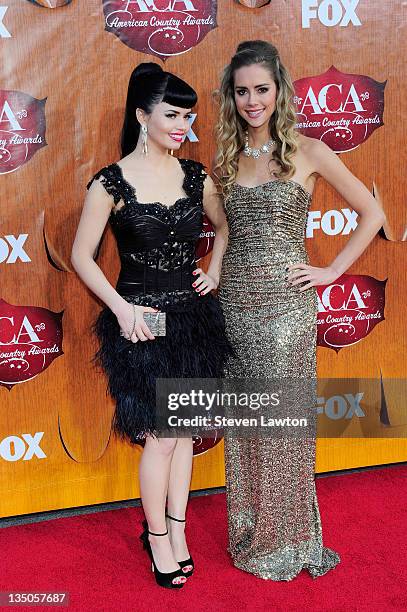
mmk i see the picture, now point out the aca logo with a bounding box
[102,0,218,59]
[0,432,46,462]
[192,431,222,455]
[195,215,215,260]
[302,0,361,28]
[294,66,386,152]
[0,299,63,389]
[0,91,47,174]
[0,6,11,38]
[0,234,31,265]
[316,274,386,352]
[306,208,358,238]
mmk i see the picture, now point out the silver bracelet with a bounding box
[129,304,137,338]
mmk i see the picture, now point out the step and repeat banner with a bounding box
[1,0,406,518]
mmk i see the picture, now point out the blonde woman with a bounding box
[214,40,384,581]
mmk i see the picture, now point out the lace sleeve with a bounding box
[86,167,122,206]
[194,161,208,193]
[198,161,208,180]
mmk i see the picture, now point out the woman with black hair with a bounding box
[71,63,233,589]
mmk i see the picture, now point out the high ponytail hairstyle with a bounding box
[121,62,198,157]
[214,40,299,196]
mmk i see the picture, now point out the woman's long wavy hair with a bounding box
[214,40,298,196]
[121,62,197,158]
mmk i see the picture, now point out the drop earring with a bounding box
[141,124,148,156]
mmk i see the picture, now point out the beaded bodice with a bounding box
[87,159,207,300]
[219,179,315,314]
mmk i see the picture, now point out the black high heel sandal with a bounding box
[140,519,187,589]
[166,513,194,577]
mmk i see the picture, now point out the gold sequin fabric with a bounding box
[218,180,341,581]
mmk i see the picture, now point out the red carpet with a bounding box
[1,464,406,612]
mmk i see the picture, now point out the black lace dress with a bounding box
[86,158,233,444]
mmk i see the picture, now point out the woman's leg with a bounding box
[166,437,194,562]
[139,436,180,573]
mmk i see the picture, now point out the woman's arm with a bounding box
[71,179,156,341]
[192,173,229,295]
[70,179,129,315]
[288,139,386,291]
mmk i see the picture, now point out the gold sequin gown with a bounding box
[218,179,341,581]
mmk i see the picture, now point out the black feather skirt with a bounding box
[91,290,234,445]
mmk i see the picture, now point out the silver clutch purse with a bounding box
[120,307,166,339]
[143,311,166,336]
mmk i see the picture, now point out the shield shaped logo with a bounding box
[294,66,386,153]
[0,91,47,174]
[102,0,218,60]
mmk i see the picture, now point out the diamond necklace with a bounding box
[243,130,276,159]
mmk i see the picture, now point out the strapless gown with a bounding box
[218,179,341,581]
[86,158,233,444]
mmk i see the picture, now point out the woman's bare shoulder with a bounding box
[297,133,333,158]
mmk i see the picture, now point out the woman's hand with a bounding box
[192,268,219,295]
[116,302,159,342]
[287,263,340,292]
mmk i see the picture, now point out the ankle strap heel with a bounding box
[165,513,194,577]
[140,520,187,589]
